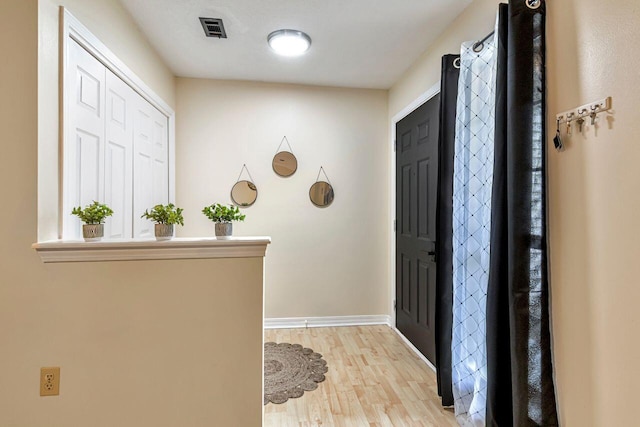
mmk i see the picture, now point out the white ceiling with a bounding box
[120,0,473,89]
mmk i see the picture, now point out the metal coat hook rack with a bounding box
[556,96,612,128]
[553,96,612,152]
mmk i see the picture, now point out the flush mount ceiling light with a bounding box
[267,29,311,57]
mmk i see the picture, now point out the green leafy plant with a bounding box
[140,203,184,226]
[71,201,114,224]
[202,203,246,223]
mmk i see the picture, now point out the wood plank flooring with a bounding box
[263,325,457,427]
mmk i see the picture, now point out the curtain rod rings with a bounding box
[526,0,541,10]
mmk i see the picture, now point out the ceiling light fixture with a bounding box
[267,29,311,57]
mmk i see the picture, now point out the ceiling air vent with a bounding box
[199,17,227,38]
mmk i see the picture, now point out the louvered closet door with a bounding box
[65,38,106,240]
[133,94,169,238]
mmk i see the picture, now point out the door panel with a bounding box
[151,108,169,206]
[133,104,154,239]
[401,255,411,314]
[104,143,127,237]
[65,39,106,239]
[396,94,440,364]
[417,261,427,326]
[417,159,429,239]
[401,166,412,236]
[133,95,169,238]
[77,130,101,204]
[104,70,134,240]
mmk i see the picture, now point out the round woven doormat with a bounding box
[264,342,328,405]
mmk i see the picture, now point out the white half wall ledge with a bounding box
[32,237,271,263]
[264,315,392,329]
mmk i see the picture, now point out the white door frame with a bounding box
[388,82,441,327]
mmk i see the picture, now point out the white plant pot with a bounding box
[82,224,104,242]
[154,224,174,241]
[215,222,233,239]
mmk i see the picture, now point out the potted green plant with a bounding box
[140,203,184,241]
[202,203,246,239]
[71,201,114,242]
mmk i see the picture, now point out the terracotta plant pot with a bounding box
[82,224,104,242]
[154,224,174,241]
[215,222,232,240]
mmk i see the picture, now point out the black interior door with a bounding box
[395,95,440,364]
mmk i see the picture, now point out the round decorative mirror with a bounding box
[272,151,298,177]
[231,180,258,207]
[309,181,334,207]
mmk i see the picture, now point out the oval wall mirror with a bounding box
[231,180,258,207]
[272,151,298,177]
[309,181,334,208]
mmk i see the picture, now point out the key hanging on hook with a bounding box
[577,109,587,133]
[553,117,563,151]
[565,113,574,136]
[590,106,598,126]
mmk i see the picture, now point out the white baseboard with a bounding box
[264,317,437,374]
[392,327,437,373]
[264,315,392,329]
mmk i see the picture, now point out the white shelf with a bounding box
[32,237,271,263]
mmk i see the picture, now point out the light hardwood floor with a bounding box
[263,325,457,427]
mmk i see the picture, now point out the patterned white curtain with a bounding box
[451,29,498,427]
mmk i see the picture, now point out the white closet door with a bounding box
[133,94,169,238]
[64,37,170,240]
[64,38,106,239]
[104,70,134,239]
[151,106,169,207]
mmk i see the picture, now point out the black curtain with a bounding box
[435,54,459,408]
[437,1,559,425]
[486,1,558,425]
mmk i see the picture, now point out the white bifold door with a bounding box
[64,38,168,240]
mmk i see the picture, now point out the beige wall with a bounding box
[37,0,176,241]
[390,0,640,425]
[1,258,264,427]
[1,1,262,426]
[176,78,389,319]
[389,0,498,117]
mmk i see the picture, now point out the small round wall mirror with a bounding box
[309,181,334,208]
[231,180,258,207]
[273,151,298,177]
